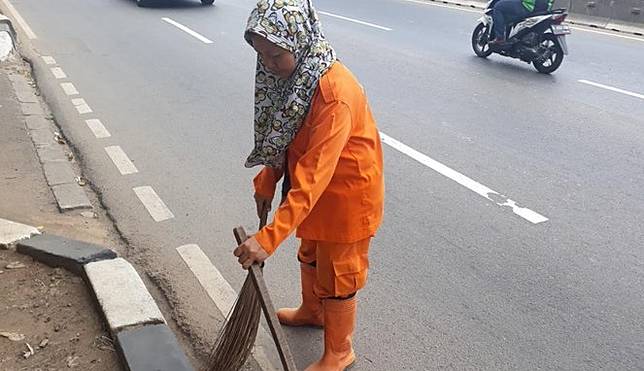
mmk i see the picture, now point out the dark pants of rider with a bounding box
[492,0,530,40]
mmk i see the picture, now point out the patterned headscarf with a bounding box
[244,0,336,168]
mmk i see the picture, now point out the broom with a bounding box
[206,206,297,371]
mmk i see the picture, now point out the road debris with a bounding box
[5,261,26,269]
[23,342,35,358]
[75,176,87,186]
[54,132,66,144]
[0,332,25,341]
[66,355,79,367]
[38,338,49,348]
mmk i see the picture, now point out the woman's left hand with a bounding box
[233,236,269,269]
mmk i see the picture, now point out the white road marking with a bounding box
[578,79,644,100]
[0,0,37,39]
[42,56,56,65]
[176,244,280,371]
[50,67,67,79]
[569,25,644,42]
[85,119,111,138]
[60,82,79,96]
[71,98,92,114]
[176,244,238,314]
[401,0,482,14]
[105,146,138,175]
[318,11,393,31]
[133,186,174,222]
[379,132,548,224]
[161,17,213,44]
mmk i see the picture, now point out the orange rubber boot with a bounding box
[305,297,357,371]
[276,263,324,327]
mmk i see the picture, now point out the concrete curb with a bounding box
[414,0,644,36]
[5,71,93,211]
[0,14,16,61]
[2,223,194,371]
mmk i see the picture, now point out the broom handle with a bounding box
[234,226,298,371]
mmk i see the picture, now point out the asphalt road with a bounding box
[4,0,643,369]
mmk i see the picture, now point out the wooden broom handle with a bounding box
[234,226,297,371]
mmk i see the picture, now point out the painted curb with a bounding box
[0,218,40,246]
[11,228,194,371]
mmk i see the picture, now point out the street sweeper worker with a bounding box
[233,1,384,370]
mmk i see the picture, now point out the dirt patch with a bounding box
[0,248,121,370]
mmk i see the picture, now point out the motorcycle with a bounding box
[471,0,571,73]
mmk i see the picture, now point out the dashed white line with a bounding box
[578,79,644,100]
[71,98,92,114]
[60,82,79,96]
[133,186,174,222]
[50,67,67,79]
[176,244,238,314]
[85,119,111,138]
[105,146,138,175]
[42,56,56,65]
[0,0,37,39]
[379,132,548,224]
[318,11,393,31]
[176,244,280,371]
[161,17,214,44]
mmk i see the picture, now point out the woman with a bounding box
[234,1,384,370]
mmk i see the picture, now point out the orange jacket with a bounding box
[253,62,384,255]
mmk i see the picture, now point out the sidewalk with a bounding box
[0,47,124,369]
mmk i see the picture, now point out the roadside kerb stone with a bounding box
[51,183,92,210]
[20,101,45,116]
[84,258,166,333]
[0,218,40,247]
[36,144,67,163]
[25,115,50,130]
[28,127,55,147]
[16,233,116,275]
[43,160,76,186]
[115,324,194,371]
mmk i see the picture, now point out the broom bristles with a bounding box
[206,272,263,371]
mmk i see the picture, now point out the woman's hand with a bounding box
[254,192,272,219]
[233,236,269,269]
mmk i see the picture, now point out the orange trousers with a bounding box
[297,238,371,299]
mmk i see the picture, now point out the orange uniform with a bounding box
[253,61,384,297]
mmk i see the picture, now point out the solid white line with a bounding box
[71,98,92,114]
[85,119,111,138]
[42,56,56,65]
[60,82,79,96]
[401,0,482,14]
[105,146,138,175]
[50,67,67,79]
[161,17,213,44]
[133,186,174,222]
[569,25,644,42]
[379,132,548,224]
[176,244,280,371]
[318,11,393,31]
[578,79,644,100]
[0,0,37,39]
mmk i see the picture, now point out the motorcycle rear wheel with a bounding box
[472,23,493,58]
[533,33,564,74]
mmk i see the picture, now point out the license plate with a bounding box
[552,25,571,35]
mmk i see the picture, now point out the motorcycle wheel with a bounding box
[472,23,493,58]
[533,33,564,74]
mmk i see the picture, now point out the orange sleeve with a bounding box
[253,166,283,199]
[255,102,352,255]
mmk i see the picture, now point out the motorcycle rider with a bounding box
[490,0,554,46]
